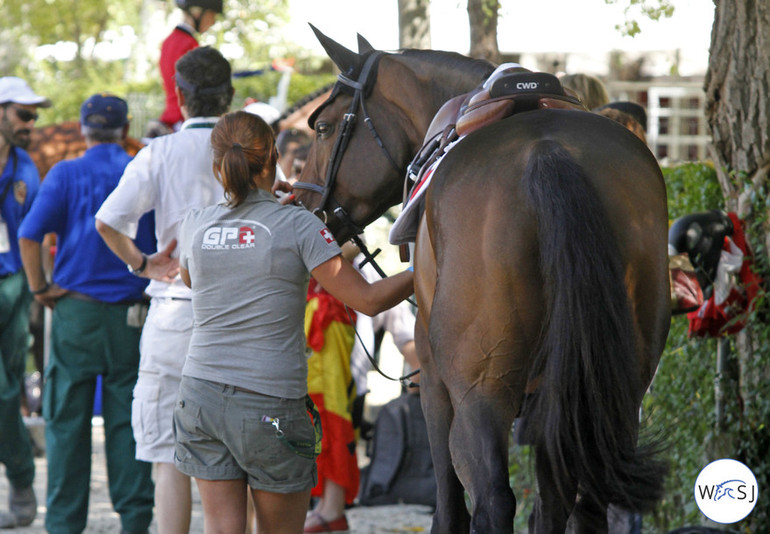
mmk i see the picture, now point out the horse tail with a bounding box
[522,140,666,518]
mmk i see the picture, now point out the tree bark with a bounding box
[467,0,500,63]
[398,0,431,49]
[705,0,770,219]
[704,5,770,525]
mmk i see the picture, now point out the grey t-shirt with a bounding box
[178,188,342,398]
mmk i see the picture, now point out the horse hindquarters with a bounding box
[522,140,666,529]
[417,175,542,533]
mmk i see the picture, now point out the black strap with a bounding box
[0,151,19,210]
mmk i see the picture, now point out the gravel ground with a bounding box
[0,417,434,533]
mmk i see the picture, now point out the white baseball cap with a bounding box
[0,77,52,108]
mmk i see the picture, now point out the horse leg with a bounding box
[425,306,521,534]
[415,315,471,534]
[528,443,576,534]
[450,395,517,534]
[414,215,472,533]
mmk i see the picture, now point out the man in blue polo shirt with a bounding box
[18,93,156,534]
[0,76,48,529]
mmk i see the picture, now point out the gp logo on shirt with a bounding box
[202,226,256,250]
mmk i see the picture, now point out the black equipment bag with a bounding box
[358,393,436,508]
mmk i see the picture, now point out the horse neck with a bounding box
[381,51,493,147]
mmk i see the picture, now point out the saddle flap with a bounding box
[455,100,516,137]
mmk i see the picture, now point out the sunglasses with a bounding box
[12,106,39,123]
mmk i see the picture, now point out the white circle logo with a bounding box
[694,458,758,524]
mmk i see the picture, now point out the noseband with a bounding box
[293,51,400,235]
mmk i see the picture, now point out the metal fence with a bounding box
[125,92,165,140]
[607,80,710,163]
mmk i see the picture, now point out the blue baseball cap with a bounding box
[80,93,129,129]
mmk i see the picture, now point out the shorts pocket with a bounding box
[132,380,161,445]
[242,409,316,467]
[172,391,204,463]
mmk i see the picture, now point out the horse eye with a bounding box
[315,122,334,139]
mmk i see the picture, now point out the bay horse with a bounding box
[295,27,671,533]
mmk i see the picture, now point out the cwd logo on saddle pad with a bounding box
[202,226,256,250]
[694,458,758,524]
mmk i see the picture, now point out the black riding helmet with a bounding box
[176,0,223,31]
[176,0,223,12]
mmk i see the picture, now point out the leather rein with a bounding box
[292,50,400,237]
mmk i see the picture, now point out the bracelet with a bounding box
[31,283,50,295]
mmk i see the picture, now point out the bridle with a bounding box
[292,50,400,237]
[294,50,425,388]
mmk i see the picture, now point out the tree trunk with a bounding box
[467,0,500,63]
[704,3,770,528]
[398,0,431,49]
[705,0,770,221]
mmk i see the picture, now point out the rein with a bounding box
[293,50,399,236]
[348,234,420,388]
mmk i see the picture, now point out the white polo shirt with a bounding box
[96,117,224,299]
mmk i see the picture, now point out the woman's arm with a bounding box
[311,255,414,316]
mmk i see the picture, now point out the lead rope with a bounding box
[346,235,420,389]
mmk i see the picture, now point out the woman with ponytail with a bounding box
[173,111,414,534]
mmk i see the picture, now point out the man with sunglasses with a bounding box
[0,76,49,529]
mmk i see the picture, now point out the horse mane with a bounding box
[398,49,496,92]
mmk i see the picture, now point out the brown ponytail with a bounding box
[210,110,277,207]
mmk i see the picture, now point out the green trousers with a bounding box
[44,296,154,534]
[0,271,35,490]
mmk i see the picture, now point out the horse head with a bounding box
[293,25,492,242]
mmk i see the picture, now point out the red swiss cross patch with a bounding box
[320,228,335,244]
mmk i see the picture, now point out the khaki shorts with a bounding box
[173,376,317,494]
[132,297,193,463]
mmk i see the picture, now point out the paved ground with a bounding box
[0,416,434,533]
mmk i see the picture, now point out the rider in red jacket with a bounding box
[159,0,222,131]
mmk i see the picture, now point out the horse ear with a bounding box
[357,33,375,54]
[309,23,362,76]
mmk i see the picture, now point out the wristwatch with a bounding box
[128,254,148,275]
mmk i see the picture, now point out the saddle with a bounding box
[457,71,584,136]
[395,72,586,259]
[406,72,585,192]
